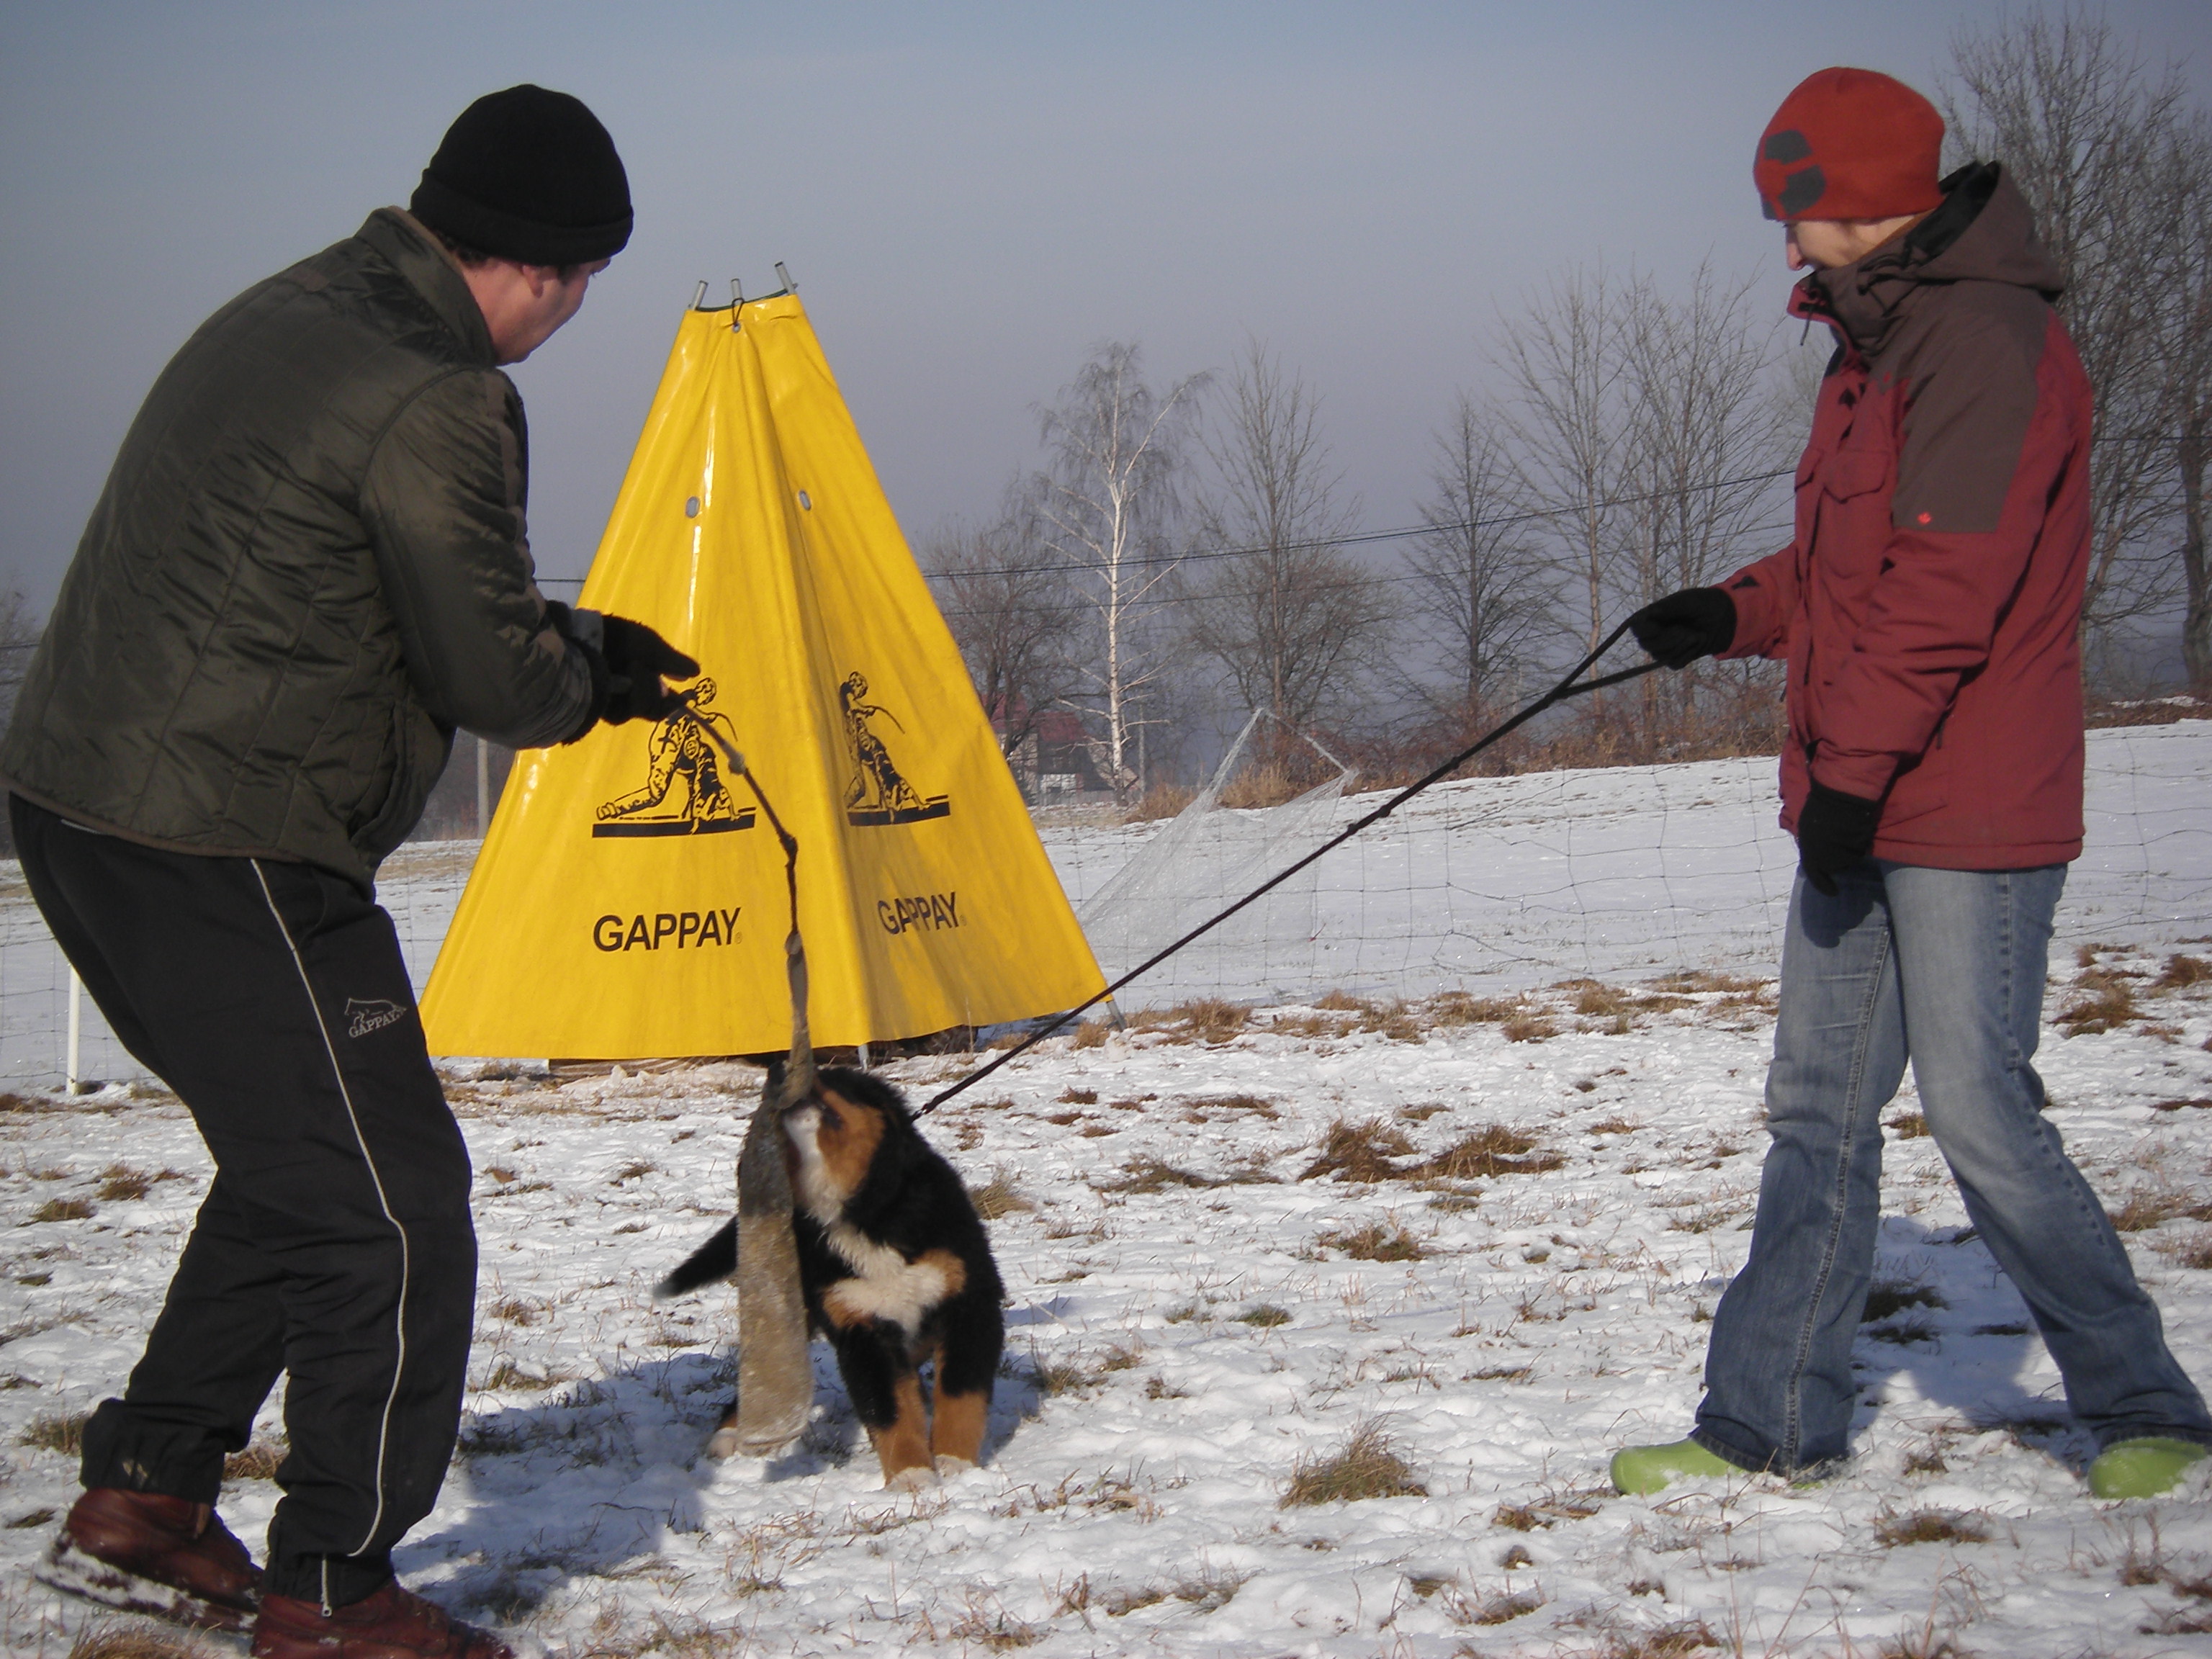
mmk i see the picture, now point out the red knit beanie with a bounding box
[1755,68,1946,222]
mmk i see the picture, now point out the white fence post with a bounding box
[66,967,82,1097]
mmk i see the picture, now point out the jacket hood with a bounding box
[1797,164,2065,356]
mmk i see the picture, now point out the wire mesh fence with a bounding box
[3,721,2206,1092]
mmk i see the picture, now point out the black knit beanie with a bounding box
[410,85,631,266]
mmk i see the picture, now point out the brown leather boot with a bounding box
[250,1580,515,1659]
[36,1486,263,1631]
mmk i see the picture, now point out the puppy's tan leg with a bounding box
[871,1373,935,1489]
[930,1384,989,1470]
[706,1403,743,1461]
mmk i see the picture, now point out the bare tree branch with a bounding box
[1182,339,1386,764]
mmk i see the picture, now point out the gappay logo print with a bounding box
[592,675,757,837]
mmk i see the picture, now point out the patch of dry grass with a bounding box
[2155,953,2212,991]
[1886,1112,1930,1139]
[32,1196,95,1223]
[2108,1189,2212,1232]
[1553,979,1693,1020]
[95,1164,153,1202]
[1868,1318,1937,1346]
[1072,1020,1110,1049]
[222,1439,287,1480]
[1188,1093,1280,1120]
[1299,1117,1415,1182]
[1874,1509,1991,1547]
[1457,1588,1546,1626]
[1406,1126,1564,1180]
[1131,998,1249,1045]
[19,1411,89,1453]
[1492,1492,1601,1531]
[1425,991,1522,1026]
[1057,1087,1097,1104]
[1594,1623,1724,1658]
[1089,1156,1199,1194]
[1501,1010,1558,1042]
[968,1171,1037,1219]
[2162,1230,2212,1269]
[1236,1304,1292,1327]
[1655,970,1767,995]
[1316,1220,1429,1261]
[68,1627,216,1659]
[2059,966,2142,1035]
[1863,1282,1946,1321]
[1280,1421,1426,1506]
[945,1606,1042,1651]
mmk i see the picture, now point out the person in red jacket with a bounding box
[1611,67,2212,1500]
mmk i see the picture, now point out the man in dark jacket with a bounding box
[13,88,694,1658]
[1613,68,2212,1500]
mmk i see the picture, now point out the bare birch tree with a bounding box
[1182,340,1385,766]
[1944,7,2212,650]
[1033,342,1205,801]
[1400,391,1552,731]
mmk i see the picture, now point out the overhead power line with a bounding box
[925,466,1799,585]
[924,515,1801,623]
[535,464,1796,593]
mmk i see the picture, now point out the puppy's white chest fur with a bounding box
[786,1103,953,1336]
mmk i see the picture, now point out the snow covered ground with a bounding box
[9,939,2212,1652]
[4,727,2212,1656]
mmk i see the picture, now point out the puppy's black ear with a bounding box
[656,1219,737,1300]
[825,1066,913,1125]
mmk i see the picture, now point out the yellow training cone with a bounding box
[421,292,1104,1059]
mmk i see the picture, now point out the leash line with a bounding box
[912,621,1659,1115]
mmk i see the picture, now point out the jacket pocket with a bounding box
[349,702,423,858]
[1820,447,1889,500]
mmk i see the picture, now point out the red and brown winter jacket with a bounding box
[1719,164,2093,869]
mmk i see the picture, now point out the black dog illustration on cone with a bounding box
[660,1067,1004,1488]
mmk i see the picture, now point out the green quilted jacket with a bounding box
[3,209,595,888]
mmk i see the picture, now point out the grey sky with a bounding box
[4,1,2207,611]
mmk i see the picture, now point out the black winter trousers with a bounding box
[13,796,474,1606]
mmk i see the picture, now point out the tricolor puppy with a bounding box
[783,1068,1004,1488]
[661,1067,1004,1490]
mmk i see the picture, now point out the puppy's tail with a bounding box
[655,1218,737,1300]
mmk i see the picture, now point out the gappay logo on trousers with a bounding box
[593,677,757,837]
[838,671,950,826]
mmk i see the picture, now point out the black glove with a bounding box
[1795,781,1881,897]
[597,613,701,724]
[1627,587,1736,669]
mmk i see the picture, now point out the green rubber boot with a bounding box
[2087,1437,2210,1499]
[1610,1438,1743,1495]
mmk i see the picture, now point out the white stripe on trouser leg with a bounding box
[253,860,408,1557]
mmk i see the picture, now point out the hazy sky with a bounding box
[4,1,2207,611]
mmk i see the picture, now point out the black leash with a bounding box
[913,621,1660,1115]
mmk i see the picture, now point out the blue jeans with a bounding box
[1694,860,2212,1473]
